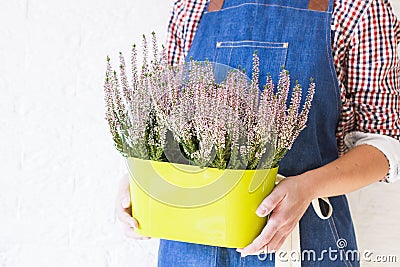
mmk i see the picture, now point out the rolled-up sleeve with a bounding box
[344,0,400,182]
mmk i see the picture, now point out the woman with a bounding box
[116,0,400,266]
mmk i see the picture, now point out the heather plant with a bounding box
[104,33,315,170]
[104,34,166,161]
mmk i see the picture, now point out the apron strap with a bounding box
[207,0,329,12]
[308,0,329,11]
[208,0,224,11]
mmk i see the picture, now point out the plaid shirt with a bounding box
[166,0,400,156]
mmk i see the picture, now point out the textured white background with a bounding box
[1,0,399,266]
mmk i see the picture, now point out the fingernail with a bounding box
[256,211,263,217]
[122,197,130,208]
[130,220,137,228]
[256,209,268,217]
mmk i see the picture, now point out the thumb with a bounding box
[256,187,285,217]
[121,194,131,209]
[118,173,131,209]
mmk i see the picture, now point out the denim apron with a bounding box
[158,0,359,266]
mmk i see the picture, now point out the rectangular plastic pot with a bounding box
[126,157,277,248]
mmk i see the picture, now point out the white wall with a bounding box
[0,1,399,266]
[0,0,170,266]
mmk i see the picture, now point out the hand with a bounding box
[237,176,312,256]
[116,173,150,240]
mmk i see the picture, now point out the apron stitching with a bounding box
[240,253,245,267]
[324,11,341,115]
[329,213,340,239]
[280,49,286,68]
[327,218,344,267]
[204,3,333,14]
[212,246,217,267]
[325,4,353,264]
[227,46,233,66]
[215,45,287,49]
[330,215,354,267]
[327,217,350,267]
[213,41,219,62]
[217,40,288,45]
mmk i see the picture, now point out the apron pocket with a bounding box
[214,40,289,85]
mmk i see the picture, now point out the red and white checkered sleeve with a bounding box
[343,0,400,182]
[166,0,186,66]
[166,0,208,66]
[346,0,400,140]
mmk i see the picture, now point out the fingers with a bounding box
[267,217,297,252]
[237,228,289,256]
[117,173,131,206]
[269,234,288,252]
[116,174,130,210]
[117,201,151,240]
[121,196,130,209]
[122,224,150,240]
[238,207,295,256]
[237,185,287,256]
[116,173,137,227]
[265,230,288,252]
[116,173,150,240]
[238,218,280,256]
[238,178,310,257]
[117,204,138,229]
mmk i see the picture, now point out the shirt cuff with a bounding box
[344,131,400,183]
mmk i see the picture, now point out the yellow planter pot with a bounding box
[126,157,278,248]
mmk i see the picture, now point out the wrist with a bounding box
[289,172,320,202]
[293,168,327,200]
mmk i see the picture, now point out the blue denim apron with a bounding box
[158,0,359,266]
